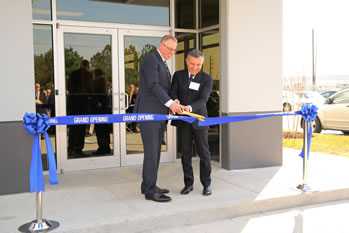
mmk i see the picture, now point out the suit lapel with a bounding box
[154,51,171,86]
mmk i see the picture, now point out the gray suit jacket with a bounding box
[134,50,172,116]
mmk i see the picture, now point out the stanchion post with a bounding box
[18,191,59,232]
[297,121,312,192]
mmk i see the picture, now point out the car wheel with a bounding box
[283,103,292,112]
[301,117,322,133]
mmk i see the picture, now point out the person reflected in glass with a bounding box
[91,69,111,155]
[47,84,56,135]
[35,82,46,114]
[170,49,213,196]
[127,83,138,133]
[67,59,93,157]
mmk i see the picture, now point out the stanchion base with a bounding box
[18,219,59,233]
[296,184,319,193]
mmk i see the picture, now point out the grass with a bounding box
[283,132,349,158]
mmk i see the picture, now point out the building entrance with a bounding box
[55,25,175,172]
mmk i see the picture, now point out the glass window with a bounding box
[64,33,113,158]
[200,0,219,28]
[123,36,168,154]
[175,0,196,29]
[33,24,56,170]
[32,0,52,20]
[175,32,196,71]
[200,30,220,162]
[333,90,349,104]
[56,0,170,26]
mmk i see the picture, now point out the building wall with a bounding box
[220,0,283,169]
[0,0,35,194]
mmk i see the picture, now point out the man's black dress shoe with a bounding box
[145,192,171,202]
[180,186,193,195]
[203,186,212,196]
[141,187,169,194]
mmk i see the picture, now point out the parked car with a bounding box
[301,88,349,133]
[298,91,326,106]
[320,89,338,98]
[282,90,325,112]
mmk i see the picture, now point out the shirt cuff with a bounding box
[188,105,192,112]
[165,99,174,108]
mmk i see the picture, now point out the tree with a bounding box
[34,48,53,90]
[90,44,112,83]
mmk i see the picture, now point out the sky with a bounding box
[283,0,349,78]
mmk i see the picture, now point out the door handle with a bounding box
[121,93,129,110]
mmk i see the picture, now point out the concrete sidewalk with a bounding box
[1,148,349,233]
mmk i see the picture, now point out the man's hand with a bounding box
[181,105,190,113]
[169,101,182,115]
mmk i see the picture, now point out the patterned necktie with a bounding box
[163,61,171,78]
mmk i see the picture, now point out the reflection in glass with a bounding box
[33,24,55,170]
[56,0,169,26]
[175,0,196,29]
[32,0,52,20]
[175,32,196,71]
[200,0,219,28]
[123,36,168,154]
[201,30,220,162]
[64,33,113,159]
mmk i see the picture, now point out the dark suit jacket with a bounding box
[170,69,213,129]
[134,50,172,116]
[67,68,93,115]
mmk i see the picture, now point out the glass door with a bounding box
[118,29,176,166]
[56,26,120,172]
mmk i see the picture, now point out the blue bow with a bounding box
[297,104,318,159]
[23,113,58,193]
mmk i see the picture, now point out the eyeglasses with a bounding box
[162,42,176,52]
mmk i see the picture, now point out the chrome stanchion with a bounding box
[18,191,59,232]
[296,121,314,192]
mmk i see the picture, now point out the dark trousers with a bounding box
[178,124,211,188]
[68,125,86,152]
[139,122,166,195]
[95,123,111,152]
[67,96,89,152]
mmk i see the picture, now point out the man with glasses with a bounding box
[134,35,182,202]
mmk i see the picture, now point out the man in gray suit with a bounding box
[134,35,182,202]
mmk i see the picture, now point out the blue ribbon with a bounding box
[198,104,318,159]
[298,104,318,159]
[23,106,318,193]
[47,113,196,125]
[23,113,58,193]
[198,112,298,126]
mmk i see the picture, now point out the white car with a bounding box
[301,88,349,134]
[283,90,325,112]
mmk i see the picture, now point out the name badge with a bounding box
[189,81,200,91]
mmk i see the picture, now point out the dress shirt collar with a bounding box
[188,71,195,79]
[157,49,166,62]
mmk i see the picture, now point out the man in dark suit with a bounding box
[67,59,93,157]
[170,49,213,196]
[134,35,182,202]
